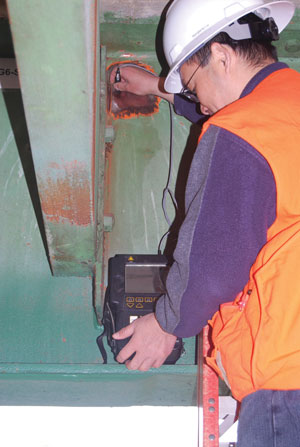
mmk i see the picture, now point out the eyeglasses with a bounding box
[180,63,201,103]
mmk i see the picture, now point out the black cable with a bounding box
[158,101,177,254]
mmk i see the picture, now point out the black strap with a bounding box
[238,13,279,41]
[96,327,108,364]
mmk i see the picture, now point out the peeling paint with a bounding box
[38,161,92,226]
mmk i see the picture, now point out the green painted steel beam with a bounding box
[0,367,197,407]
[6,0,102,276]
[0,84,197,407]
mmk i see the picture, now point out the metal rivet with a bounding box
[208,398,215,404]
[209,406,215,413]
[209,434,215,441]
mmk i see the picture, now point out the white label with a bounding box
[129,316,139,324]
[0,59,20,89]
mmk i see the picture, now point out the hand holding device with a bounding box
[113,312,177,371]
[109,63,174,103]
[96,254,183,367]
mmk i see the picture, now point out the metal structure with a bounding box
[6,0,102,277]
[198,328,220,447]
[0,0,300,444]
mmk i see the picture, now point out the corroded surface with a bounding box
[6,0,101,276]
[107,61,160,119]
[38,161,92,226]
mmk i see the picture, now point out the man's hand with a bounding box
[112,313,177,371]
[109,65,174,104]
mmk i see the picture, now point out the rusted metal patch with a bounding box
[107,61,160,119]
[38,161,92,226]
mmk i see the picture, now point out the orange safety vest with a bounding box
[201,67,300,402]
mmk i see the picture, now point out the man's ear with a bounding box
[210,42,234,74]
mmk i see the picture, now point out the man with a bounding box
[112,0,300,445]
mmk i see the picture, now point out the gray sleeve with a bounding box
[155,126,219,332]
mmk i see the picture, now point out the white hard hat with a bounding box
[163,0,295,93]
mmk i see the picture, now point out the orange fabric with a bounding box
[200,68,300,401]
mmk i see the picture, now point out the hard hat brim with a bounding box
[164,0,295,93]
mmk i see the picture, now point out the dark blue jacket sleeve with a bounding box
[156,126,276,337]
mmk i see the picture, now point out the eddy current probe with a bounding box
[114,67,121,83]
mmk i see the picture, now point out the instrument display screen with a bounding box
[125,263,169,294]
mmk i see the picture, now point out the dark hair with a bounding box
[187,32,278,68]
